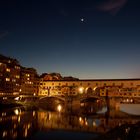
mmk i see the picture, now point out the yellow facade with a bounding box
[38,79,140,98]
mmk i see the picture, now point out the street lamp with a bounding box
[79,87,84,94]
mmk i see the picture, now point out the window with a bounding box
[26,74,30,77]
[12,79,16,82]
[6,78,10,81]
[6,68,10,72]
[15,66,20,69]
[16,75,20,79]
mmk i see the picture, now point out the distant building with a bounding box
[40,73,63,81]
[20,67,39,96]
[0,54,21,95]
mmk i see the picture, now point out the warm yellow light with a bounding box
[6,68,10,72]
[14,97,19,101]
[14,109,19,115]
[57,104,62,112]
[5,78,10,81]
[79,87,84,93]
[85,121,88,126]
[93,121,96,127]
[93,87,97,91]
[3,131,7,138]
[16,75,20,79]
[79,117,82,122]
[18,116,20,123]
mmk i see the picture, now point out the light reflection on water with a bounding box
[0,104,140,140]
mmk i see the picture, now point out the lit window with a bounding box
[27,78,30,80]
[12,79,16,82]
[16,75,20,79]
[6,68,10,72]
[15,66,20,69]
[6,78,10,81]
[8,60,11,63]
[26,74,30,77]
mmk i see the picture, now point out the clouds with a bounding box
[97,0,128,15]
[0,31,9,39]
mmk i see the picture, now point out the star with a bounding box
[80,18,84,22]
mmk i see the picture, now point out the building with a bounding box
[20,67,39,96]
[0,54,21,96]
[38,79,140,98]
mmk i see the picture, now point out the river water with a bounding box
[0,103,140,140]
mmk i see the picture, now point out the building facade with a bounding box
[0,54,21,96]
[20,67,39,96]
[38,79,140,99]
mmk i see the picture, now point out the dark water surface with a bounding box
[0,103,140,140]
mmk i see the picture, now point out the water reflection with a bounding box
[0,104,140,139]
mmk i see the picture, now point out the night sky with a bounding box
[0,0,140,79]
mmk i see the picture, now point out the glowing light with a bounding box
[93,121,96,127]
[27,123,31,129]
[126,98,129,102]
[3,97,7,100]
[33,93,36,96]
[6,68,10,72]
[79,117,82,122]
[18,116,21,123]
[3,131,7,138]
[93,87,97,91]
[33,111,35,117]
[130,99,133,102]
[85,121,88,126]
[14,97,19,101]
[14,109,19,115]
[57,104,62,112]
[24,128,28,138]
[81,18,84,22]
[79,117,84,125]
[2,112,6,117]
[79,87,84,94]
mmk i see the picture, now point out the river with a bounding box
[0,102,140,140]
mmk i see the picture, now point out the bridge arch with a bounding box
[85,87,93,94]
[93,86,100,97]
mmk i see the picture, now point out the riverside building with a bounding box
[0,54,21,96]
